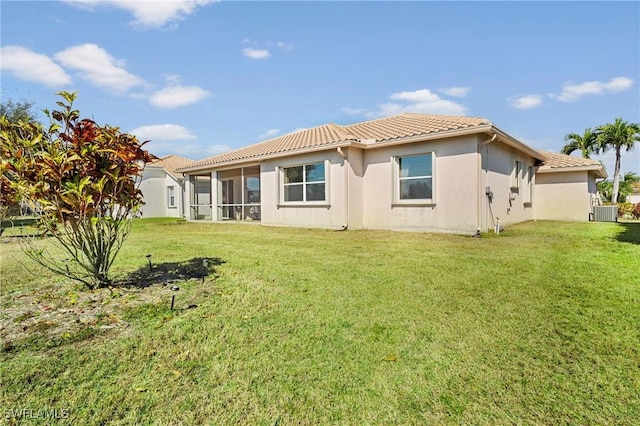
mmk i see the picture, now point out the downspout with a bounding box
[179,178,184,218]
[337,147,349,230]
[184,174,192,220]
[477,133,497,233]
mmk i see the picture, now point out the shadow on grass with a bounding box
[616,222,640,245]
[119,257,225,288]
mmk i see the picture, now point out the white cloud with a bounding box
[550,76,634,102]
[240,39,291,58]
[207,144,234,155]
[508,94,543,110]
[150,84,210,108]
[131,124,197,141]
[54,43,145,93]
[276,41,293,51]
[146,140,232,158]
[438,87,470,97]
[259,129,281,139]
[341,107,369,115]
[605,77,634,92]
[242,48,270,59]
[64,0,217,29]
[0,45,72,87]
[344,89,468,117]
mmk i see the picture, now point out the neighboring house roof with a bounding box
[146,154,195,180]
[632,181,640,194]
[180,113,542,172]
[537,151,607,178]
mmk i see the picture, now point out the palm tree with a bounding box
[597,172,640,203]
[619,172,640,202]
[596,118,640,204]
[596,179,613,203]
[561,128,599,158]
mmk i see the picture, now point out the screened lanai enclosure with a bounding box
[190,175,213,220]
[188,166,261,222]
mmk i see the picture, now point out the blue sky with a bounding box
[1,1,639,175]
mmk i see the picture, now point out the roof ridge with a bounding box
[342,112,490,128]
[325,122,351,140]
[421,112,489,122]
[254,121,335,145]
[343,114,399,128]
[153,153,195,162]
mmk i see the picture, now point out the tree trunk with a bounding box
[612,145,622,204]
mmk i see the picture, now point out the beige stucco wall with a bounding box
[260,150,348,229]
[140,169,183,218]
[361,135,480,234]
[480,141,535,231]
[140,168,166,217]
[256,134,535,233]
[534,171,592,221]
[345,147,365,229]
[248,134,538,234]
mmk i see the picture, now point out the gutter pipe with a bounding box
[478,133,497,233]
[337,147,349,230]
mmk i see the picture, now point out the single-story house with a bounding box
[167,113,606,234]
[140,154,194,218]
[628,182,640,204]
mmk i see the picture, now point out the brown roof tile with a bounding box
[537,150,607,178]
[182,113,492,170]
[345,113,491,142]
[538,151,603,168]
[147,154,195,177]
[204,123,351,166]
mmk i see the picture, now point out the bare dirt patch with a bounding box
[1,252,223,352]
[1,281,172,350]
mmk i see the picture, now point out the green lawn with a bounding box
[1,219,639,424]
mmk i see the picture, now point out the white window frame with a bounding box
[167,185,176,208]
[280,161,328,204]
[524,165,534,204]
[511,159,522,189]
[393,153,435,205]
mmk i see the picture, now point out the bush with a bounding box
[1,92,154,289]
[617,202,640,219]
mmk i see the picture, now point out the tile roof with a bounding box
[198,123,352,166]
[147,154,195,177]
[345,113,491,142]
[177,113,605,177]
[537,150,607,178]
[182,113,492,170]
[538,151,603,168]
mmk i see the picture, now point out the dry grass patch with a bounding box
[1,218,639,424]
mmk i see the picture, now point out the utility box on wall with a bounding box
[592,206,618,222]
